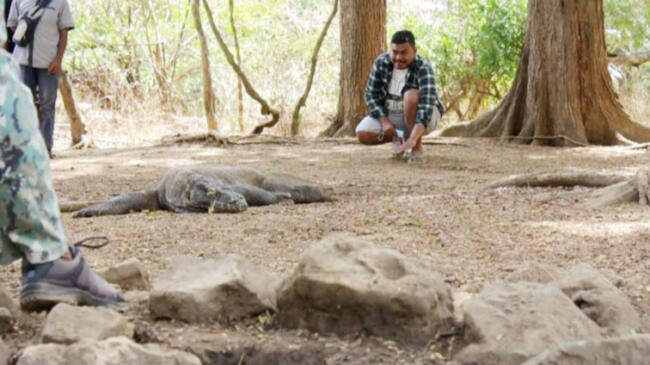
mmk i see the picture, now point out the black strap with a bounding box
[26,0,54,67]
[28,34,34,66]
[73,236,110,249]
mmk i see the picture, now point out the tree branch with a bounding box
[192,0,218,131]
[290,0,338,136]
[229,0,245,132]
[202,0,280,135]
[608,50,650,67]
[59,70,92,148]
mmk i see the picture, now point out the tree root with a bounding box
[487,169,650,208]
[161,130,233,145]
[438,122,471,137]
[233,134,300,145]
[485,172,627,189]
[622,143,650,151]
[421,137,471,147]
[160,132,304,146]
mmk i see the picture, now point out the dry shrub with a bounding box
[70,68,142,111]
[614,67,650,127]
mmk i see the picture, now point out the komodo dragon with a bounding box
[73,166,331,217]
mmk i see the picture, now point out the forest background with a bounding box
[61,0,649,148]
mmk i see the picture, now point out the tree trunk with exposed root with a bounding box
[322,0,386,137]
[440,0,650,146]
[486,169,650,208]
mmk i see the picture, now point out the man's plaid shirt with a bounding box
[365,53,444,127]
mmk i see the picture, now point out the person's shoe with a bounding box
[408,148,425,164]
[20,245,126,312]
[407,155,426,165]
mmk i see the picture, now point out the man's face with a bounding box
[390,42,416,69]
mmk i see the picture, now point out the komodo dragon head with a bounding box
[188,181,248,213]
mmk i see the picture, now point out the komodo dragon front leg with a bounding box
[72,190,160,217]
[230,183,292,206]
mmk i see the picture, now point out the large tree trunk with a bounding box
[322,0,386,137]
[441,0,650,146]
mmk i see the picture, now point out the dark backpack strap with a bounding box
[28,37,34,66]
[27,0,55,67]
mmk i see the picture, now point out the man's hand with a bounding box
[394,124,425,155]
[379,116,394,142]
[394,138,416,155]
[48,58,62,75]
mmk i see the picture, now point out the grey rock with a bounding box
[16,336,201,365]
[0,286,19,317]
[150,255,278,323]
[41,303,134,345]
[0,338,10,365]
[507,263,640,337]
[124,290,149,307]
[276,233,455,343]
[505,262,561,284]
[553,264,640,336]
[523,334,650,365]
[0,307,14,334]
[598,268,624,288]
[187,332,329,365]
[455,282,602,365]
[98,258,150,291]
[452,291,473,323]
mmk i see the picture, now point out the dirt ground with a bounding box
[2,136,650,363]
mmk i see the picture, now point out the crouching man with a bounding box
[356,30,444,160]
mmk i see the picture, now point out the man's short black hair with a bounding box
[391,30,416,46]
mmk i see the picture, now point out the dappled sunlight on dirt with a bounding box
[525,220,650,238]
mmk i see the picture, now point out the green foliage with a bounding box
[66,0,339,128]
[400,0,527,119]
[604,0,650,110]
[604,0,650,52]
[63,0,648,134]
[68,1,194,107]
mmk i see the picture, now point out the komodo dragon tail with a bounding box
[72,190,161,218]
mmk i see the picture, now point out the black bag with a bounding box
[12,0,53,47]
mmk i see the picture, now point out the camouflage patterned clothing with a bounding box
[0,16,68,265]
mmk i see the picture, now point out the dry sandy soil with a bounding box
[2,136,650,363]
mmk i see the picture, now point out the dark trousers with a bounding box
[20,66,60,153]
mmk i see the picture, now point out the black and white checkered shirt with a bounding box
[365,53,444,127]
